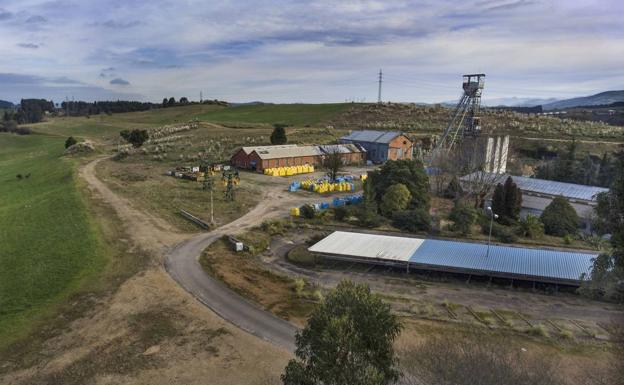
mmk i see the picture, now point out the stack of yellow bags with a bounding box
[263,164,316,177]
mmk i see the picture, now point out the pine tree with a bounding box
[503,176,521,221]
[491,183,505,220]
[270,124,288,145]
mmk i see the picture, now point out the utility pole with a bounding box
[203,175,214,224]
[377,69,383,103]
[200,91,203,103]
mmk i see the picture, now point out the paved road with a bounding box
[164,187,303,351]
[163,183,347,352]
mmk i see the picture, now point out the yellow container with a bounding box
[309,165,315,173]
[278,167,286,176]
[290,207,300,216]
[296,165,303,174]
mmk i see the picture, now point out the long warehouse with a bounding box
[308,231,597,286]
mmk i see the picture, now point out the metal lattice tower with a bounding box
[434,74,485,154]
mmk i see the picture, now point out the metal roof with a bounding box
[340,130,402,144]
[308,231,424,262]
[308,231,596,284]
[252,145,322,160]
[410,239,594,282]
[241,144,297,155]
[318,144,366,154]
[461,172,608,202]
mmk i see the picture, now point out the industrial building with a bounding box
[318,144,366,165]
[309,231,597,286]
[231,144,365,172]
[339,130,413,163]
[461,172,608,232]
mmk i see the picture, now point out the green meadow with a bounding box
[0,133,106,347]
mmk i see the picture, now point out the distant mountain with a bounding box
[482,97,559,107]
[0,100,14,109]
[542,90,624,110]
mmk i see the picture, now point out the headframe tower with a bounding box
[433,73,485,154]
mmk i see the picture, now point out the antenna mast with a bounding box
[377,69,383,103]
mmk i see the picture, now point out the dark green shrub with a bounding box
[516,214,544,239]
[540,196,579,236]
[392,209,431,232]
[64,136,77,148]
[333,206,348,221]
[449,204,477,235]
[300,204,316,219]
[443,176,463,199]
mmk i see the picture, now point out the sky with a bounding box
[0,0,623,104]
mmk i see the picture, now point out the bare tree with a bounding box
[429,137,506,208]
[323,148,344,182]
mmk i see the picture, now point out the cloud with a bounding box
[0,1,622,103]
[485,0,535,12]
[17,43,39,49]
[25,15,47,23]
[109,77,130,85]
[100,19,140,28]
[0,8,12,20]
[0,72,140,103]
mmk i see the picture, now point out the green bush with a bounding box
[392,208,431,232]
[300,204,316,219]
[496,226,518,243]
[64,136,77,149]
[449,204,477,235]
[261,219,285,235]
[479,215,518,243]
[540,196,579,236]
[380,183,411,217]
[443,176,463,199]
[517,214,544,239]
[333,206,348,221]
[357,207,383,228]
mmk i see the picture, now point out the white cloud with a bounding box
[0,0,621,102]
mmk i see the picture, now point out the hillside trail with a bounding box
[1,156,293,385]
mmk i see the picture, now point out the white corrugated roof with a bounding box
[308,231,597,284]
[241,144,297,155]
[461,172,608,202]
[252,145,322,160]
[308,231,424,262]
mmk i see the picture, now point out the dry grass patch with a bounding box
[200,238,318,326]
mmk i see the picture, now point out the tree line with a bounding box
[536,138,617,188]
[3,99,54,124]
[60,100,159,116]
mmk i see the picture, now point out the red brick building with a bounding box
[231,144,366,172]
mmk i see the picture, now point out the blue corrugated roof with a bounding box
[309,231,597,284]
[461,172,608,201]
[340,130,401,144]
[409,239,595,282]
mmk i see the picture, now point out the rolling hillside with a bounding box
[542,90,624,110]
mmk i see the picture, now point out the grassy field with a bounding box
[25,103,351,142]
[196,103,351,126]
[0,133,108,348]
